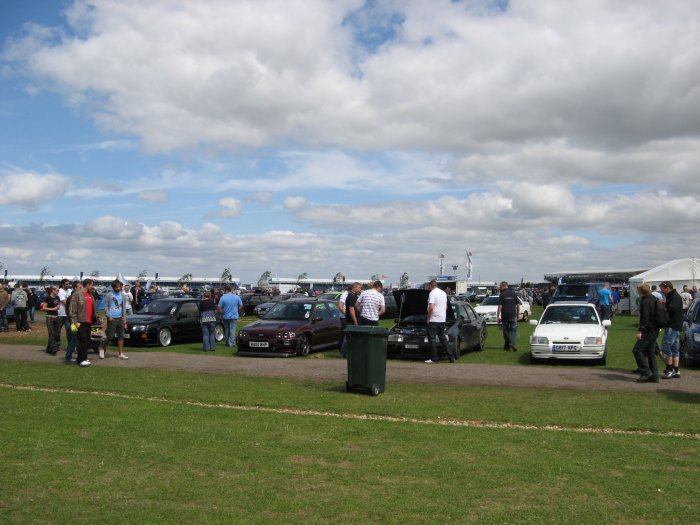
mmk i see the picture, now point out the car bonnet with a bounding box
[392,289,456,321]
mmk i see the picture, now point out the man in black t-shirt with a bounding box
[497,281,520,351]
[340,282,362,358]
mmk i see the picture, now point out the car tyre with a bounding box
[296,334,310,357]
[529,353,541,365]
[596,350,607,366]
[158,327,172,347]
[474,326,487,352]
[214,323,225,342]
[370,383,381,396]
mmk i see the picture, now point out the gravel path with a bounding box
[1,343,698,394]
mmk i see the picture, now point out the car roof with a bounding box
[545,301,596,307]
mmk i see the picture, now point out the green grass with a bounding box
[1,360,699,523]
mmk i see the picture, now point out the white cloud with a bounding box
[218,197,242,218]
[137,190,168,202]
[0,172,69,210]
[283,196,306,210]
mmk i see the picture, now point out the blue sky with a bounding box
[1,0,699,286]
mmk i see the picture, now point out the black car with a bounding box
[240,293,273,316]
[550,283,603,304]
[681,299,700,367]
[125,298,225,347]
[387,290,487,360]
[237,299,342,357]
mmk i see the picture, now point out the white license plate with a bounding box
[249,341,269,348]
[405,344,420,349]
[553,344,579,352]
[124,334,130,339]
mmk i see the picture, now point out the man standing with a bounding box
[340,282,361,358]
[68,279,99,367]
[651,284,664,303]
[659,281,683,379]
[598,282,613,321]
[131,281,145,312]
[633,283,660,383]
[680,285,693,313]
[425,280,455,364]
[497,281,519,351]
[0,283,9,332]
[57,279,76,362]
[104,279,129,360]
[217,284,243,348]
[356,281,385,326]
[11,283,30,332]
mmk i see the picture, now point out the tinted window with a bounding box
[142,300,178,315]
[314,303,332,320]
[266,302,314,320]
[481,296,499,306]
[554,285,590,297]
[179,302,199,317]
[328,302,342,318]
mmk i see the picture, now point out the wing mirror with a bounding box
[602,320,612,327]
[529,319,538,326]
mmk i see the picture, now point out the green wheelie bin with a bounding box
[344,325,389,396]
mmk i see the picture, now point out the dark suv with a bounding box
[550,283,602,304]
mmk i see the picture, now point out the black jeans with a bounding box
[428,322,454,362]
[76,322,92,363]
[14,307,29,331]
[633,330,659,379]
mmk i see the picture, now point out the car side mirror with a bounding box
[602,320,612,327]
[529,320,538,326]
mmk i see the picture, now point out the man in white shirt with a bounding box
[425,280,455,364]
[356,281,385,326]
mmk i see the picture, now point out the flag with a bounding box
[466,250,473,279]
[145,278,153,291]
[117,272,131,286]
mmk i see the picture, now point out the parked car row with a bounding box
[473,295,532,323]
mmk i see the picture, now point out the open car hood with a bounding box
[392,289,456,321]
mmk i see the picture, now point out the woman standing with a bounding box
[200,291,217,352]
[41,286,61,355]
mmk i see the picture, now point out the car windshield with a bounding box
[140,300,179,315]
[481,296,499,306]
[554,285,589,297]
[540,306,599,324]
[264,302,314,320]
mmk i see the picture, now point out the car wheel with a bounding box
[296,334,310,357]
[597,350,607,366]
[529,353,541,365]
[214,323,225,342]
[474,326,487,352]
[158,327,172,347]
[370,383,381,396]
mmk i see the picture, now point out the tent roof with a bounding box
[628,257,700,285]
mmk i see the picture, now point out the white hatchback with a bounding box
[474,295,532,324]
[529,302,611,365]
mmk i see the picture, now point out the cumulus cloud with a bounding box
[0,172,69,210]
[283,196,306,210]
[218,197,242,218]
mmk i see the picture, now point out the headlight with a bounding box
[388,334,403,342]
[277,331,295,339]
[238,331,249,338]
[131,325,147,332]
[531,336,549,345]
[584,337,603,345]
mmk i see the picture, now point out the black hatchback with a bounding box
[125,298,225,347]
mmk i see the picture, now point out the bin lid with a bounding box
[344,325,389,336]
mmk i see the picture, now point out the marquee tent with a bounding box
[628,257,700,314]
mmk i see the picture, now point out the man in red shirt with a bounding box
[68,279,100,367]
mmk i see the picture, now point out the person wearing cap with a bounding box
[632,283,660,383]
[659,281,683,379]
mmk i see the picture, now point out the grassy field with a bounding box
[1,356,699,523]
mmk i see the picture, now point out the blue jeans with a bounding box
[0,308,8,331]
[61,317,78,361]
[502,316,518,348]
[428,322,454,361]
[661,328,680,358]
[223,318,238,347]
[201,322,216,351]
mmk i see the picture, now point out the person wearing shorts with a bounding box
[659,281,682,379]
[104,279,129,360]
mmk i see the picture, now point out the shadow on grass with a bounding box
[660,390,700,404]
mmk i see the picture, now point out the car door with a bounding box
[309,303,336,347]
[457,303,479,350]
[175,301,200,339]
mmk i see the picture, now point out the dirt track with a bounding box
[1,343,698,395]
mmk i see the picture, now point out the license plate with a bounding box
[553,344,579,352]
[405,344,419,349]
[124,334,130,339]
[249,341,269,348]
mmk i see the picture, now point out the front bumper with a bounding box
[236,337,299,357]
[530,344,606,360]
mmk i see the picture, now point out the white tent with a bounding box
[628,257,700,314]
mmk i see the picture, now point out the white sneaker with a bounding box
[424,359,436,364]
[79,360,91,367]
[118,354,129,360]
[98,349,105,359]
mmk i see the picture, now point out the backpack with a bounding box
[654,299,669,329]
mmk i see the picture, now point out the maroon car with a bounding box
[236,299,342,357]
